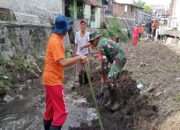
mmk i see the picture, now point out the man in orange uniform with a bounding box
[42,15,87,130]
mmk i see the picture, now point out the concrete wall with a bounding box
[0,22,71,60]
[0,22,51,59]
[0,0,64,24]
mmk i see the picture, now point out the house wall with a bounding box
[105,2,151,30]
[112,3,125,16]
[112,3,136,19]
[112,3,137,19]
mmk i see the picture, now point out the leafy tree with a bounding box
[143,4,153,13]
[135,0,145,8]
[135,0,152,13]
[102,17,129,42]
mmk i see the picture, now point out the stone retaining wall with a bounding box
[0,22,51,59]
[0,21,71,60]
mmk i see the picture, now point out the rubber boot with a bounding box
[43,120,52,130]
[50,126,62,130]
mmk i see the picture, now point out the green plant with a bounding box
[102,17,129,42]
[144,4,152,13]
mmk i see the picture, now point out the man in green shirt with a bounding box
[83,32,126,80]
[82,32,126,110]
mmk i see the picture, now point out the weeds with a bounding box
[0,54,42,95]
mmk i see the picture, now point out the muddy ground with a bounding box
[76,41,180,130]
[0,40,180,130]
[125,41,180,129]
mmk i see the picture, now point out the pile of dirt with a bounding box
[99,72,158,130]
[75,71,158,130]
[124,41,180,129]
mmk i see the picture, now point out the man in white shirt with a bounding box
[74,20,90,86]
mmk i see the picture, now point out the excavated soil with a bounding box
[75,70,158,130]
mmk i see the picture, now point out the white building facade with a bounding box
[170,0,180,30]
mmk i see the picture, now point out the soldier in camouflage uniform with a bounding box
[82,32,127,111]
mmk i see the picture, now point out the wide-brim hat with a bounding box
[89,32,102,42]
[53,15,73,35]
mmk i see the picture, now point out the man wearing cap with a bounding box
[74,20,90,86]
[82,32,126,110]
[42,15,87,130]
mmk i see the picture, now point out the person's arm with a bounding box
[59,55,87,67]
[51,37,87,67]
[80,42,91,50]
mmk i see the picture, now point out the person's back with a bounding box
[97,37,126,79]
[43,33,65,85]
[98,38,125,60]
